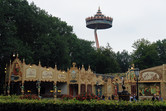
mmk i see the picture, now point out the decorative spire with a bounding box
[16,53,19,58]
[88,65,91,69]
[39,60,41,66]
[98,6,101,12]
[131,64,134,69]
[72,62,76,67]
[82,64,84,68]
[23,58,25,63]
[55,64,57,70]
[97,6,102,15]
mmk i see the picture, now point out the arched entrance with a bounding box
[10,81,21,95]
[81,84,86,94]
[57,82,67,98]
[69,84,78,97]
[24,81,37,95]
[87,84,92,94]
[40,82,54,98]
[131,85,136,96]
[96,85,102,97]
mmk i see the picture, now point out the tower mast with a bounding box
[85,7,113,48]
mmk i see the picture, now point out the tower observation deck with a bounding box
[85,7,113,48]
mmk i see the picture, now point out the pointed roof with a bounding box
[95,6,104,17]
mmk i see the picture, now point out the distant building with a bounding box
[5,57,166,100]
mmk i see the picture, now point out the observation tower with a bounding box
[85,7,113,48]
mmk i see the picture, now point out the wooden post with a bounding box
[7,82,10,96]
[78,83,80,95]
[67,84,69,95]
[85,83,87,93]
[36,80,41,97]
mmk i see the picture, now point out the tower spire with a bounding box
[98,6,100,11]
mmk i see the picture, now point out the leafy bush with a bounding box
[61,95,73,100]
[0,96,166,111]
[75,93,100,101]
[20,94,40,100]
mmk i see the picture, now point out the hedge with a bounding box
[0,96,166,111]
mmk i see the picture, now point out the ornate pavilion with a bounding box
[4,57,166,100]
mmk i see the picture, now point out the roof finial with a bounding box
[55,64,57,70]
[39,60,41,66]
[23,58,25,63]
[88,65,91,70]
[98,6,101,12]
[72,62,76,67]
[97,6,102,15]
[16,53,19,58]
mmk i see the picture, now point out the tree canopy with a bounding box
[1,0,166,94]
[131,38,166,70]
[0,0,127,72]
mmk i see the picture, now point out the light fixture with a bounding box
[27,90,31,93]
[50,90,54,93]
[134,68,139,77]
[58,90,61,93]
[13,53,15,57]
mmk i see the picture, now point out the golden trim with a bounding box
[138,81,162,83]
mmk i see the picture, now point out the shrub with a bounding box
[20,94,40,100]
[75,93,100,101]
[1,96,166,111]
[61,95,73,100]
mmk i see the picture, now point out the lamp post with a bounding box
[36,80,41,96]
[134,68,139,100]
[96,81,99,97]
[53,84,57,99]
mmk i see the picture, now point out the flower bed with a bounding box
[20,94,40,100]
[61,94,73,100]
[75,93,100,101]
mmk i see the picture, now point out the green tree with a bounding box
[154,39,166,65]
[116,50,132,72]
[91,45,120,74]
[132,39,159,70]
[0,0,78,93]
[68,37,95,69]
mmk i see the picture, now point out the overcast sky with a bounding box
[27,0,166,53]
